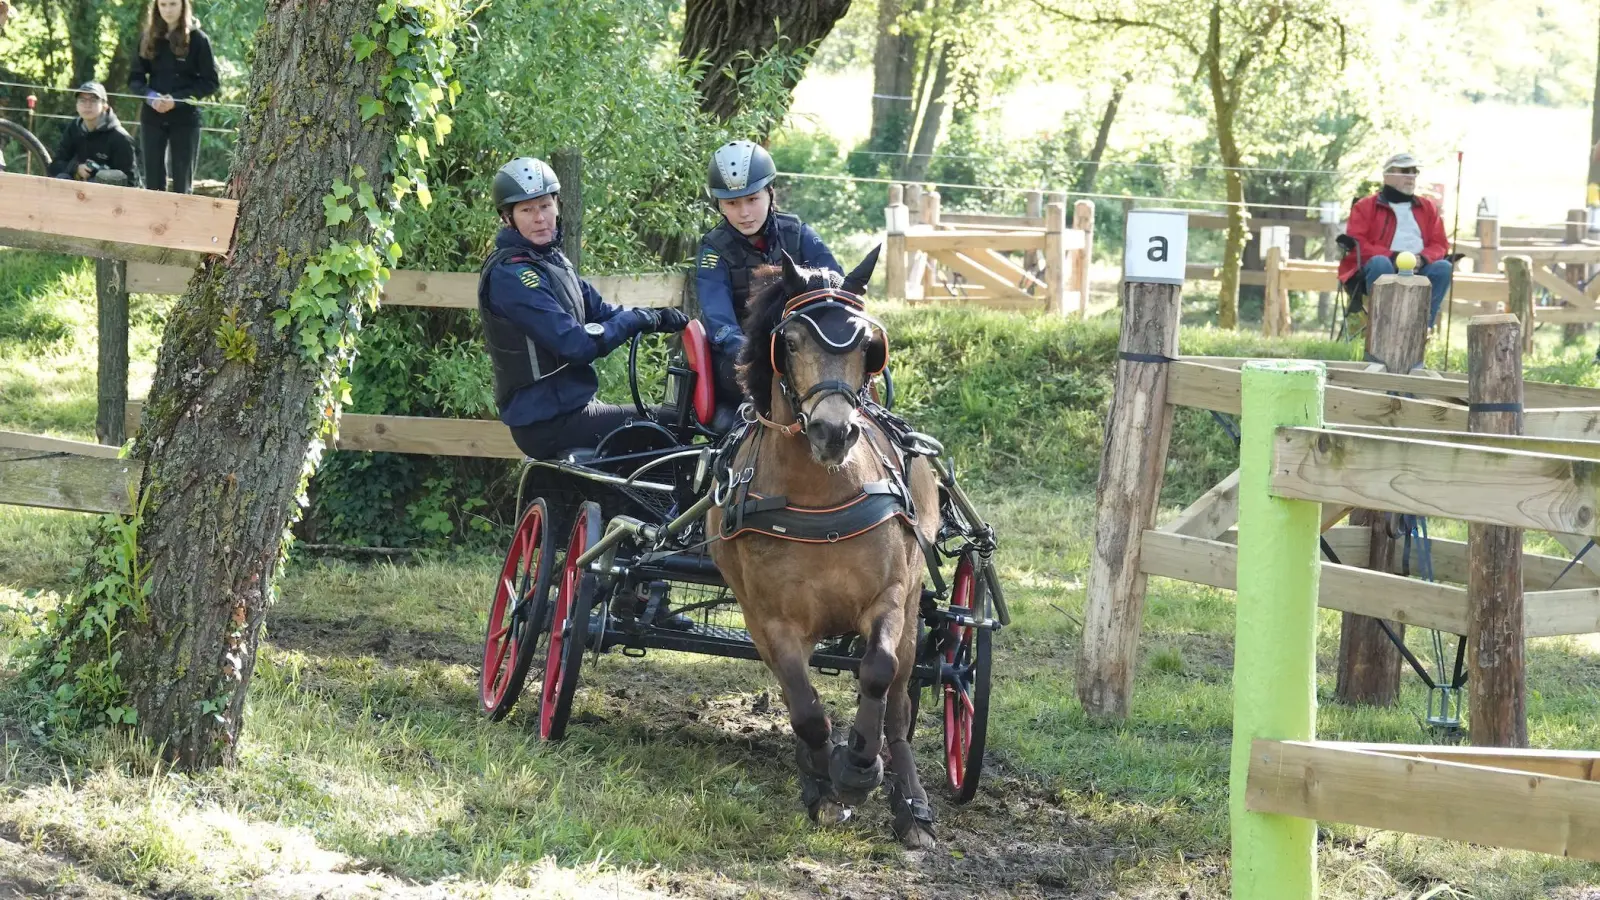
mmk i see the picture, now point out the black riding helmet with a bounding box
[492,157,560,213]
[706,140,777,200]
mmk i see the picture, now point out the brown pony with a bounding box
[708,251,941,848]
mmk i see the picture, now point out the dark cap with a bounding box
[74,81,108,102]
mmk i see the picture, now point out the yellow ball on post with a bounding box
[1395,251,1418,274]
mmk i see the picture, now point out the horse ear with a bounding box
[841,245,880,295]
[780,251,809,295]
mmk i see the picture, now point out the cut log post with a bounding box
[1024,190,1043,272]
[1477,213,1500,274]
[95,257,129,447]
[1230,360,1323,900]
[1503,255,1534,355]
[885,187,908,303]
[1045,201,1067,316]
[1565,209,1588,343]
[549,147,583,273]
[1263,245,1285,336]
[1468,313,1527,748]
[1337,273,1432,706]
[1074,199,1095,316]
[922,190,942,295]
[1319,221,1339,323]
[905,183,922,220]
[1078,278,1182,719]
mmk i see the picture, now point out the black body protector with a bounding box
[703,211,804,323]
[477,245,590,411]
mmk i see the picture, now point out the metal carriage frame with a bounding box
[478,328,1007,802]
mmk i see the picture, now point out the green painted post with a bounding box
[1231,360,1325,900]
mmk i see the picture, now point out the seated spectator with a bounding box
[46,82,139,186]
[1337,152,1453,327]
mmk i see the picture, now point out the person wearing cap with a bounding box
[696,140,841,419]
[130,0,218,193]
[479,157,690,460]
[1337,152,1454,326]
[46,82,139,186]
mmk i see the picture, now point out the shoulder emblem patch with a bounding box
[518,267,541,289]
[699,252,721,269]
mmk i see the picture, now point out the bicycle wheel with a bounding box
[0,118,52,172]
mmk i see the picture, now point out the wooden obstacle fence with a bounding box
[0,172,687,459]
[0,430,142,515]
[1079,269,1600,737]
[883,184,1094,316]
[1232,359,1600,899]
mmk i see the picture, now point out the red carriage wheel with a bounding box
[480,498,554,720]
[943,550,992,803]
[539,501,600,741]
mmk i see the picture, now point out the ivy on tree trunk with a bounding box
[33,0,464,769]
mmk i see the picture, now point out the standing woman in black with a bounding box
[130,0,217,193]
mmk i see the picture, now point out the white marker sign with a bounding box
[1476,195,1498,219]
[1123,209,1189,285]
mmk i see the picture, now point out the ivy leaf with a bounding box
[432,112,453,144]
[387,28,411,57]
[376,0,399,23]
[324,202,353,227]
[416,184,432,208]
[352,33,378,61]
[330,180,354,200]
[358,96,385,121]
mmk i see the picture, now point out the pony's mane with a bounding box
[736,265,844,415]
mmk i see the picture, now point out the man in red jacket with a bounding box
[1338,152,1453,326]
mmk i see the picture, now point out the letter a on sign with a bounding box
[1124,209,1188,285]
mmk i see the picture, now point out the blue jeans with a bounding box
[1362,256,1453,327]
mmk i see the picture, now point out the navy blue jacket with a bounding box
[695,214,840,355]
[483,228,650,426]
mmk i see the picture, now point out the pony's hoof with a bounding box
[829,743,883,805]
[809,799,853,827]
[892,796,937,849]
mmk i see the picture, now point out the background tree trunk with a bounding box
[55,0,412,769]
[1075,71,1130,194]
[902,43,952,182]
[1590,4,1600,191]
[866,0,918,166]
[679,0,853,129]
[1207,3,1243,329]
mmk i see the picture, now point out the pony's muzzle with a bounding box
[807,416,859,464]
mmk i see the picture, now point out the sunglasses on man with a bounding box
[1388,167,1420,175]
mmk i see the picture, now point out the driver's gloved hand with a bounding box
[632,307,662,332]
[652,308,690,333]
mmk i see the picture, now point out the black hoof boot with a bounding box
[888,781,937,849]
[829,742,884,806]
[796,741,850,826]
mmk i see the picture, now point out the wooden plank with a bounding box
[1246,739,1600,862]
[0,443,142,515]
[0,172,235,261]
[1323,368,1466,402]
[1523,588,1600,638]
[1330,425,1600,461]
[0,431,123,459]
[0,226,207,267]
[1302,525,1600,590]
[1139,530,1469,634]
[1529,305,1600,324]
[1324,742,1600,780]
[1160,469,1240,538]
[1185,264,1269,287]
[939,212,1046,229]
[127,401,523,459]
[975,248,1047,292]
[1512,244,1600,263]
[928,249,1037,304]
[1271,427,1600,537]
[1168,361,1471,431]
[1188,213,1325,238]
[380,270,685,310]
[904,229,1047,252]
[1531,263,1588,306]
[125,260,193,294]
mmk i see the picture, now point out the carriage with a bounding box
[477,314,1006,804]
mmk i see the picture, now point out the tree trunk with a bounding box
[902,43,952,183]
[867,0,918,162]
[1590,4,1600,190]
[1207,4,1243,330]
[63,0,108,90]
[1075,71,1130,195]
[51,0,424,769]
[680,0,853,129]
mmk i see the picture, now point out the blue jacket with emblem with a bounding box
[695,211,840,355]
[478,227,652,427]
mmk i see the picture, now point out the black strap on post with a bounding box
[1118,351,1177,365]
[1467,402,1522,414]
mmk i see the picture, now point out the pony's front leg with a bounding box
[831,592,907,805]
[765,631,851,825]
[884,607,936,849]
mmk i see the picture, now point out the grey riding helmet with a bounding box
[706,140,777,200]
[492,157,560,211]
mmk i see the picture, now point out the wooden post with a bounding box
[1565,208,1588,343]
[1476,213,1500,274]
[1077,280,1182,719]
[885,188,908,303]
[1045,201,1067,316]
[550,147,582,273]
[1074,200,1095,317]
[1231,360,1324,900]
[1336,273,1432,706]
[905,183,923,220]
[95,258,129,447]
[922,190,941,295]
[1468,313,1527,748]
[1503,255,1534,355]
[1263,245,1285,337]
[1025,190,1043,272]
[1319,222,1340,323]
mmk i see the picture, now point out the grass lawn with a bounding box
[5,247,1600,898]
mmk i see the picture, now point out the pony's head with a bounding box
[738,247,883,465]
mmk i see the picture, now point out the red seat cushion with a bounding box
[681,319,716,427]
